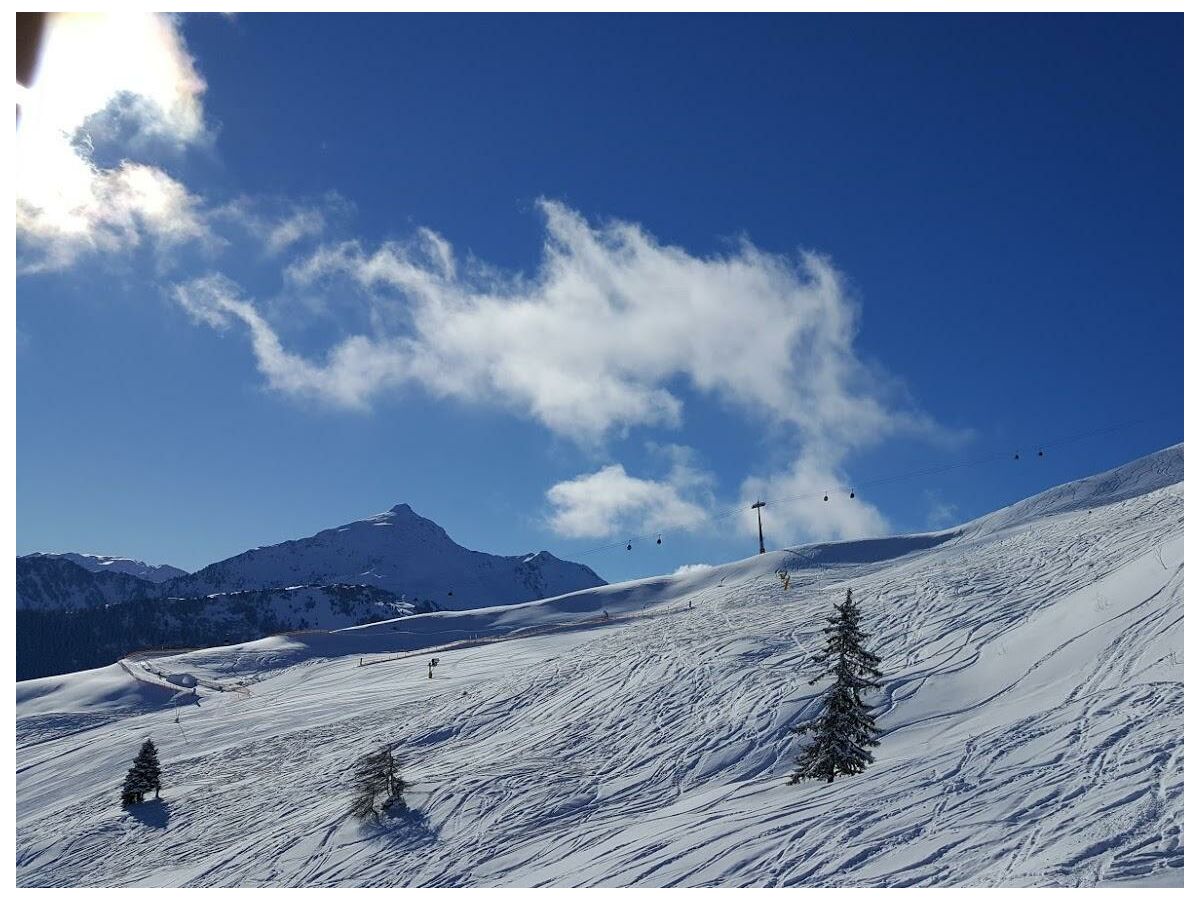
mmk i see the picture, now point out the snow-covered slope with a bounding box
[15,446,1184,887]
[51,552,188,583]
[165,503,605,611]
[968,442,1184,535]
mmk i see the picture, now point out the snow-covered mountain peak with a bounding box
[355,503,447,533]
[165,503,605,611]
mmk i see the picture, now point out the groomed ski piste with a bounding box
[15,445,1184,887]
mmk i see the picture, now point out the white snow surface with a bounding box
[15,445,1184,887]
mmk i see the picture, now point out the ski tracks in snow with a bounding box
[15,476,1184,887]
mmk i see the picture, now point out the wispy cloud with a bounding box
[923,489,960,529]
[198,201,933,441]
[173,274,405,409]
[264,208,326,256]
[176,200,949,544]
[16,13,211,271]
[215,195,344,258]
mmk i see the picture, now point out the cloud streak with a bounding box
[173,274,409,409]
[214,196,338,258]
[207,201,930,442]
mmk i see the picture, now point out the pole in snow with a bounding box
[752,500,766,554]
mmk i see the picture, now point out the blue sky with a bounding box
[16,13,1182,582]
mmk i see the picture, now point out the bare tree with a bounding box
[349,746,409,821]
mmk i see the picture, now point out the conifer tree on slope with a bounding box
[136,739,162,799]
[790,587,882,784]
[121,767,146,807]
[121,739,162,805]
[349,746,410,821]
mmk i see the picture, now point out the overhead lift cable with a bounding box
[568,412,1175,559]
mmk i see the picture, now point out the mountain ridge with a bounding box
[16,555,161,612]
[16,502,606,678]
[164,502,606,611]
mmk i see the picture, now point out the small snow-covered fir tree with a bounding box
[120,739,162,806]
[790,587,882,784]
[349,746,409,821]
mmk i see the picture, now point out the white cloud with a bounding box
[221,201,932,443]
[17,158,209,273]
[740,456,890,546]
[173,274,410,409]
[672,563,714,576]
[16,13,210,271]
[175,201,949,547]
[544,443,717,541]
[546,462,711,540]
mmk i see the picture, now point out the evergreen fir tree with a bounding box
[134,739,162,799]
[790,587,882,784]
[120,739,162,806]
[120,767,145,807]
[349,746,409,821]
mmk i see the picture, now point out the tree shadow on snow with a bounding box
[127,798,171,829]
[360,805,439,848]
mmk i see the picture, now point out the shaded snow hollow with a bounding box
[15,444,1184,887]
